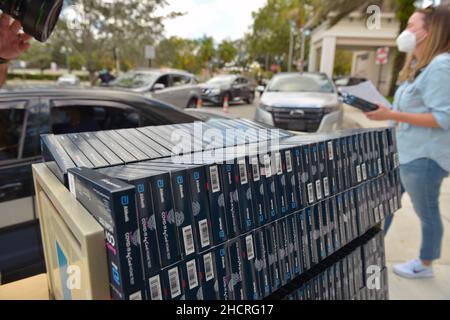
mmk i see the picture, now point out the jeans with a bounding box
[384,158,448,261]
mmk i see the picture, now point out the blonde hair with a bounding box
[399,6,450,83]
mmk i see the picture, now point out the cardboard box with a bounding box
[67,167,145,300]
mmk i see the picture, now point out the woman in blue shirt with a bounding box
[367,5,450,279]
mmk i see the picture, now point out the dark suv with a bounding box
[200,75,256,105]
[0,86,214,284]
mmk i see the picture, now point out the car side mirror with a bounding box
[153,83,166,91]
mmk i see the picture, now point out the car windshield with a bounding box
[268,74,335,93]
[207,76,235,85]
[111,72,159,89]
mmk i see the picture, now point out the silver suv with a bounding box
[110,69,202,109]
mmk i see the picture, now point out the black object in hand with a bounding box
[339,92,379,113]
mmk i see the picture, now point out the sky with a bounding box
[159,0,267,42]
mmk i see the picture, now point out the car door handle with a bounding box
[0,182,23,191]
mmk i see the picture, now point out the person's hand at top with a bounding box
[0,14,31,60]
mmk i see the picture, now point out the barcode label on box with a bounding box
[186,259,199,289]
[210,165,221,193]
[315,180,322,200]
[362,163,367,180]
[203,253,215,281]
[246,235,255,260]
[286,151,293,173]
[251,157,260,181]
[182,225,195,256]
[356,165,362,183]
[149,275,162,300]
[275,153,283,175]
[199,219,210,248]
[328,142,334,160]
[323,177,330,197]
[378,159,382,174]
[307,183,314,204]
[238,159,248,185]
[168,267,181,298]
[129,290,142,300]
[68,173,76,197]
[264,155,272,177]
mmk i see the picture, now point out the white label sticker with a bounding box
[238,159,248,185]
[168,267,181,298]
[315,180,322,200]
[210,165,221,193]
[356,165,362,183]
[186,259,199,289]
[275,153,283,175]
[251,157,260,182]
[264,155,272,177]
[328,141,334,160]
[182,225,195,256]
[323,177,330,197]
[378,159,382,174]
[246,235,255,260]
[68,173,77,197]
[307,183,314,204]
[203,252,215,281]
[129,291,142,300]
[362,163,367,181]
[198,219,210,248]
[149,275,163,300]
[285,151,293,173]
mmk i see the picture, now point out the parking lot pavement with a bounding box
[201,101,257,120]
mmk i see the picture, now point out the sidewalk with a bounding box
[344,106,450,300]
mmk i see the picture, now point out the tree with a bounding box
[196,36,216,70]
[20,43,53,73]
[53,0,179,82]
[217,40,237,67]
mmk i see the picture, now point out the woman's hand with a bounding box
[365,104,395,121]
[0,14,31,60]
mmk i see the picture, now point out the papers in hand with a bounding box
[338,80,393,109]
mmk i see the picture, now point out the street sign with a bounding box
[375,47,389,65]
[145,45,155,60]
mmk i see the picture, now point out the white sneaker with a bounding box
[393,259,434,279]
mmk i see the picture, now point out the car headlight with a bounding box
[259,103,273,112]
[210,88,221,95]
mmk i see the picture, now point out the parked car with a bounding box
[109,69,202,109]
[200,75,256,106]
[334,76,368,88]
[255,72,343,133]
[57,74,81,86]
[0,86,228,284]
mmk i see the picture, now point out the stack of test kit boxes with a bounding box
[42,120,401,300]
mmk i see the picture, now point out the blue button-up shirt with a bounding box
[393,52,450,172]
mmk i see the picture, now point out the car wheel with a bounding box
[186,98,198,109]
[245,92,255,105]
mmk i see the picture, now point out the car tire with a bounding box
[186,98,198,109]
[245,92,255,105]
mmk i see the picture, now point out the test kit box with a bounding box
[198,250,219,300]
[67,133,110,168]
[161,263,184,300]
[219,161,241,239]
[313,203,326,261]
[249,155,268,227]
[287,214,302,277]
[146,160,214,253]
[254,228,271,297]
[97,167,162,291]
[310,143,323,203]
[276,217,293,285]
[56,135,93,169]
[240,232,261,300]
[259,153,278,221]
[128,163,197,259]
[271,150,289,217]
[281,147,300,214]
[236,156,257,233]
[264,223,282,291]
[318,141,331,198]
[305,206,319,266]
[212,244,232,300]
[179,257,203,300]
[41,134,76,184]
[67,167,145,300]
[227,238,245,300]
[80,132,124,166]
[93,131,138,163]
[297,210,311,271]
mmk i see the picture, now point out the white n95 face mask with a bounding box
[396,30,417,53]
